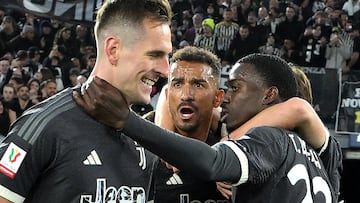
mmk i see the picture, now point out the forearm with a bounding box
[124,111,241,182]
[347,52,359,69]
[229,98,326,149]
[283,98,326,149]
[294,105,326,149]
[229,100,298,139]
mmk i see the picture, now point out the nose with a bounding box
[180,85,194,101]
[222,92,230,104]
[156,57,170,78]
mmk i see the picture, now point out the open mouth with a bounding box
[179,106,195,119]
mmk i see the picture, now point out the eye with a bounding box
[226,84,239,92]
[194,82,203,88]
[148,51,166,59]
[226,80,241,92]
[229,85,238,92]
[173,81,182,88]
[149,54,160,59]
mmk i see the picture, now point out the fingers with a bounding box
[164,161,173,170]
[93,76,128,105]
[216,182,232,199]
[80,76,105,113]
[85,80,100,107]
[172,166,180,173]
[74,75,130,129]
[161,160,180,173]
[94,76,111,88]
[81,83,95,112]
[94,76,117,92]
[73,91,87,110]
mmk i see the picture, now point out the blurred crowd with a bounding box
[1,0,360,137]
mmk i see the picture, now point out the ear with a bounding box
[213,89,225,108]
[104,36,121,66]
[262,86,278,105]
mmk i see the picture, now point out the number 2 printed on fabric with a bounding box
[287,164,332,203]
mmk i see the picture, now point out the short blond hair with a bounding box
[291,65,313,104]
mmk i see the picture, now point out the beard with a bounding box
[174,120,199,133]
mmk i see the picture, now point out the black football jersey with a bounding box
[121,109,339,203]
[154,161,229,203]
[0,88,157,203]
[318,133,343,201]
[220,126,336,203]
[154,132,228,203]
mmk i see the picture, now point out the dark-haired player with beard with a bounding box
[151,46,228,202]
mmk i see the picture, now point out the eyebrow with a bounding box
[146,50,169,58]
[170,77,182,83]
[171,77,208,84]
[227,79,240,84]
[192,78,207,84]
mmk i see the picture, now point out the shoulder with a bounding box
[215,22,226,27]
[10,88,80,144]
[246,126,288,139]
[319,133,342,161]
[232,126,293,159]
[231,22,240,28]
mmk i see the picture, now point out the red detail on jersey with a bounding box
[11,153,21,163]
[0,164,15,179]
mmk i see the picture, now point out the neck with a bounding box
[19,99,29,109]
[224,20,232,25]
[175,122,211,142]
[4,27,13,34]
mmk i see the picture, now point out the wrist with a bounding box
[123,110,141,132]
[115,109,130,129]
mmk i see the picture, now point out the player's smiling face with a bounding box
[114,19,172,105]
[167,61,218,133]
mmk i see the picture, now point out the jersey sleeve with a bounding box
[0,114,56,202]
[319,133,343,200]
[123,111,241,183]
[217,141,249,186]
[232,126,289,185]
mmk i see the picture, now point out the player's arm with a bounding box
[73,77,242,182]
[0,197,12,203]
[229,97,326,150]
[126,111,242,182]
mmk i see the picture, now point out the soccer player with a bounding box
[157,65,342,201]
[75,54,337,202]
[149,46,229,202]
[0,0,172,202]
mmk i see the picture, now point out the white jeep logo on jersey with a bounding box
[180,194,230,203]
[80,178,146,203]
